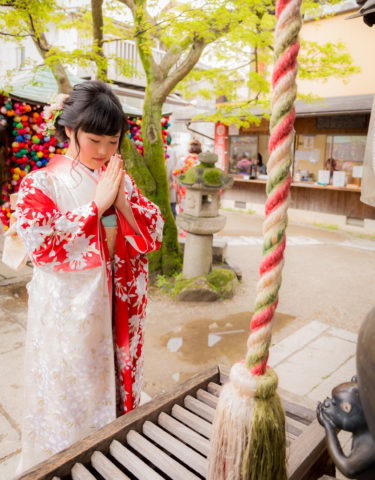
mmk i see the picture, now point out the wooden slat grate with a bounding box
[18,366,333,480]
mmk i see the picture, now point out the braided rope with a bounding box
[245,0,302,375]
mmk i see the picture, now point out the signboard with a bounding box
[316,115,367,130]
[332,171,346,187]
[228,124,239,136]
[318,170,330,185]
[214,122,227,170]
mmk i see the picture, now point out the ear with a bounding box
[65,126,72,140]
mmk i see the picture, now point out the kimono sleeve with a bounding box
[118,174,164,256]
[16,171,102,271]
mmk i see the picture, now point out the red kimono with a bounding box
[15,154,164,471]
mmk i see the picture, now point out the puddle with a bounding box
[172,373,180,382]
[161,311,296,367]
[167,337,183,353]
[208,333,222,347]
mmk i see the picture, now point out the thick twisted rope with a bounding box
[245,0,302,375]
[207,3,303,478]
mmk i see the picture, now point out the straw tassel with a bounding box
[208,1,302,478]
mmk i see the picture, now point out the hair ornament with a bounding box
[42,93,69,133]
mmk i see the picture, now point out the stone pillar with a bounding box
[177,214,226,278]
[176,151,234,279]
[183,233,213,278]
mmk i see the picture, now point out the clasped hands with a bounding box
[94,154,127,218]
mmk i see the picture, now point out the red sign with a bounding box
[214,122,227,170]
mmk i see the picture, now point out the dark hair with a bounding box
[257,152,263,166]
[188,139,202,154]
[55,80,128,150]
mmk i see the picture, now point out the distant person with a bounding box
[256,152,267,175]
[236,153,251,174]
[325,158,337,183]
[173,138,202,213]
[166,136,178,219]
[249,156,258,179]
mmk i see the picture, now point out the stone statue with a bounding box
[347,0,375,26]
[317,307,375,479]
[317,376,375,479]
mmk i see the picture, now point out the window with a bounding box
[229,136,257,174]
[294,134,326,182]
[326,135,366,185]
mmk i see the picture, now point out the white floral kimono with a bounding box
[14,154,164,473]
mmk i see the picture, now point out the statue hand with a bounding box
[317,401,336,430]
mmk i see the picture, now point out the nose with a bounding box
[97,143,107,156]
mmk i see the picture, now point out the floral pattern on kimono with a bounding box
[15,155,164,472]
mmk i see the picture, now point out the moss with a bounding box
[179,164,226,187]
[180,167,203,185]
[120,136,156,197]
[200,161,214,168]
[137,94,182,275]
[202,167,222,186]
[155,268,238,301]
[206,268,238,299]
[173,276,201,297]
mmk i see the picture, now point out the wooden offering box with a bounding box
[18,365,335,480]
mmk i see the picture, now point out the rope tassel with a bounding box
[208,1,302,478]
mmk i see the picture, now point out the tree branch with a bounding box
[27,13,72,93]
[0,30,34,37]
[156,37,206,102]
[118,0,162,82]
[158,43,184,76]
[117,0,136,16]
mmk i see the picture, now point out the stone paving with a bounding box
[269,320,357,401]
[0,217,373,479]
[0,315,357,479]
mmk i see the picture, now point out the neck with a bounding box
[64,150,95,172]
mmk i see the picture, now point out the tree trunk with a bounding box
[141,89,182,275]
[120,136,156,198]
[31,31,72,94]
[52,62,72,93]
[91,0,108,81]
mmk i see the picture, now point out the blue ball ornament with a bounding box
[36,161,42,167]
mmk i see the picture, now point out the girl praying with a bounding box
[14,80,164,473]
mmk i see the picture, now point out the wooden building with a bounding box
[220,94,375,227]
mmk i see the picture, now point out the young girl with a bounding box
[173,138,202,213]
[14,80,164,473]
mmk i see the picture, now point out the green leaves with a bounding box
[0,0,359,122]
[299,39,360,80]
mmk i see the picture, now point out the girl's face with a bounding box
[65,127,121,170]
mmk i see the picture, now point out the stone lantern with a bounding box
[176,152,233,279]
